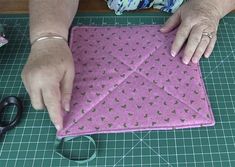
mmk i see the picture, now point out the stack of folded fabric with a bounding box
[107,0,184,15]
[0,24,8,47]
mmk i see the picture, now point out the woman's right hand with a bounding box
[21,39,75,130]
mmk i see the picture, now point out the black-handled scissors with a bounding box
[0,96,23,137]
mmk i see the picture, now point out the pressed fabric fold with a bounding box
[56,25,215,139]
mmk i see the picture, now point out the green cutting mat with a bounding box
[0,12,235,167]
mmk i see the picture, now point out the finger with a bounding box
[204,34,217,58]
[42,85,63,131]
[30,88,44,110]
[61,69,75,112]
[182,25,204,64]
[192,36,210,63]
[21,71,31,94]
[171,22,192,57]
[160,11,181,33]
[23,82,30,94]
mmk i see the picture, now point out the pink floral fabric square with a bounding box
[57,25,215,139]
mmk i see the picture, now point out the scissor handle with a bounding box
[0,96,23,136]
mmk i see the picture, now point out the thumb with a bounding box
[61,68,75,112]
[160,11,181,33]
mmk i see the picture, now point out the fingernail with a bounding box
[171,51,176,57]
[55,124,62,131]
[160,27,165,31]
[192,58,198,64]
[64,103,70,112]
[193,60,198,64]
[182,59,188,65]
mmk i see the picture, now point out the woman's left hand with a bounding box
[160,0,222,64]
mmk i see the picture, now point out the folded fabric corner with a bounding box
[0,36,8,47]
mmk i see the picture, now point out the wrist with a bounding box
[30,26,69,44]
[31,33,68,46]
[30,36,69,53]
[214,0,235,18]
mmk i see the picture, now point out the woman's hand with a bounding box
[21,39,75,130]
[160,0,222,64]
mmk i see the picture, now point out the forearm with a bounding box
[29,0,79,43]
[214,0,235,18]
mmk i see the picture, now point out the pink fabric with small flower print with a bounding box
[56,25,215,139]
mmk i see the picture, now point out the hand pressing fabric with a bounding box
[23,0,235,131]
[160,0,227,64]
[21,0,78,130]
[21,39,75,131]
[107,0,235,64]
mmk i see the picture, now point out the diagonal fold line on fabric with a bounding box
[63,27,168,132]
[131,38,213,123]
[64,26,213,134]
[63,56,138,133]
[136,69,213,123]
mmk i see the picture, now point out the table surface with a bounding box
[0,0,157,14]
[1,0,233,14]
[0,12,235,167]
